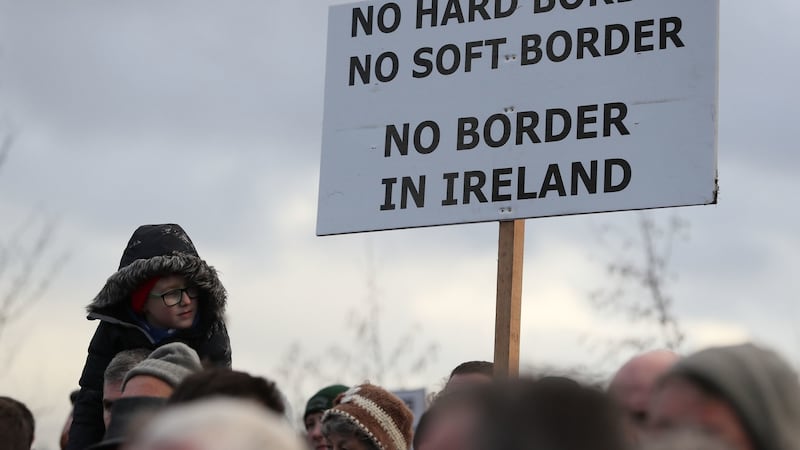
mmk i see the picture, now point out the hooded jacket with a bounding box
[67,224,231,450]
[665,343,800,450]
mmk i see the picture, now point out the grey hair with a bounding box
[322,413,380,450]
[130,398,306,450]
[104,348,151,384]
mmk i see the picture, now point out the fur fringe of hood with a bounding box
[87,253,227,325]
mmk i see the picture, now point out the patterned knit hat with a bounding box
[322,384,413,450]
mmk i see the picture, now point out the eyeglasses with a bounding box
[149,286,200,307]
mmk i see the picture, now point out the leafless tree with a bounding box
[0,133,12,171]
[584,212,688,362]
[275,241,438,422]
[0,131,70,364]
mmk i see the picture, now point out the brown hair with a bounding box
[0,396,35,450]
[168,368,285,414]
[473,377,628,450]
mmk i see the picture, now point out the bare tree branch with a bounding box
[586,212,688,362]
[0,134,70,365]
[0,133,12,173]
[274,242,438,424]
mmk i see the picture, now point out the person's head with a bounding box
[472,377,627,450]
[122,343,203,398]
[0,396,35,450]
[130,398,306,450]
[650,376,751,450]
[414,389,483,450]
[88,223,227,332]
[168,368,286,415]
[103,349,150,428]
[608,349,679,445]
[445,361,493,391]
[649,343,800,450]
[89,397,165,450]
[303,384,349,450]
[322,384,414,450]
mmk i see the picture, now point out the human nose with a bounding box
[179,289,193,305]
[311,422,323,440]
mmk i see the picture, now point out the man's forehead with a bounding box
[612,351,680,387]
[103,380,123,394]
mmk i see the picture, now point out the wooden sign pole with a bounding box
[494,219,525,378]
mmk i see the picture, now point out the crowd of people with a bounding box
[2,223,799,450]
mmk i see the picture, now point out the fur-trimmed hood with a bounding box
[86,224,227,328]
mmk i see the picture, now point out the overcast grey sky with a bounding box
[1,0,799,448]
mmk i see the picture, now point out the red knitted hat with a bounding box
[131,277,160,314]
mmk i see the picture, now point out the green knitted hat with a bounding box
[305,384,349,419]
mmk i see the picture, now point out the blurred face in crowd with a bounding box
[305,411,327,450]
[325,432,372,450]
[649,377,754,450]
[609,350,679,445]
[144,275,197,329]
[416,407,477,450]
[102,380,123,428]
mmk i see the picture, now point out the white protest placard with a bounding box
[317,0,719,236]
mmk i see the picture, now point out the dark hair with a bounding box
[450,360,494,378]
[105,348,151,384]
[168,368,285,415]
[473,377,628,450]
[322,413,380,450]
[0,396,35,450]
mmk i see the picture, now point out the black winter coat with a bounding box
[67,224,231,450]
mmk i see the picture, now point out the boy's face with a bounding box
[143,274,197,329]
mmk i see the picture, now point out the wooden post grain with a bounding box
[494,219,525,378]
